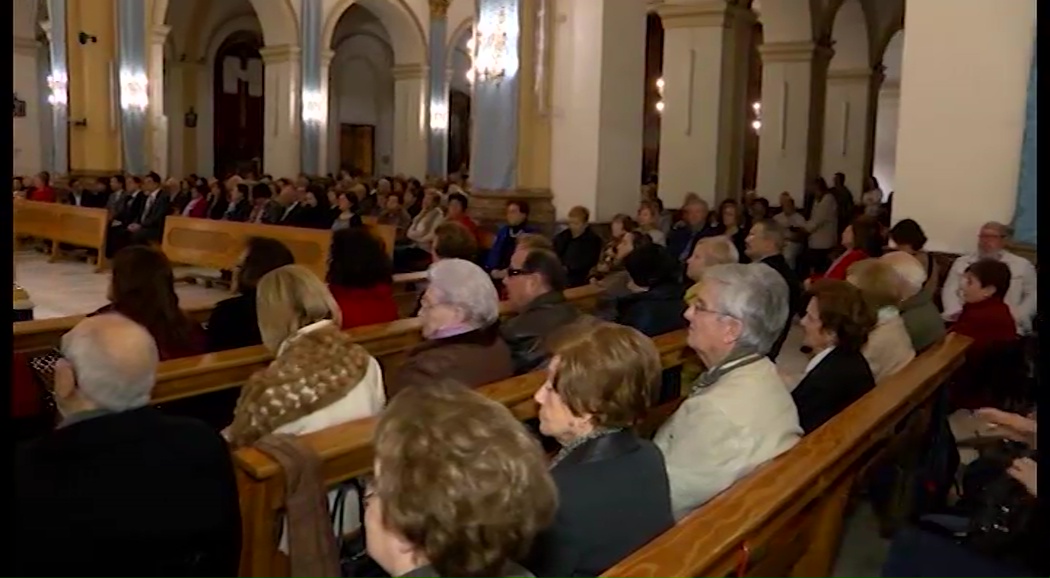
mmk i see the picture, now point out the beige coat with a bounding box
[862,312,916,381]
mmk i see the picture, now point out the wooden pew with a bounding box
[160,216,397,281]
[232,328,692,577]
[13,200,110,270]
[149,284,606,405]
[600,333,972,578]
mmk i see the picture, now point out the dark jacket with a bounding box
[206,195,229,220]
[486,222,537,271]
[206,290,263,352]
[666,222,719,263]
[760,253,803,360]
[222,199,252,222]
[133,190,172,242]
[615,283,687,338]
[276,202,311,227]
[400,562,534,577]
[388,323,514,398]
[900,291,946,352]
[14,407,242,576]
[791,347,875,434]
[526,431,674,577]
[501,291,582,374]
[553,227,604,288]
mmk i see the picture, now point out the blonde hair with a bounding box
[846,258,903,311]
[256,264,342,352]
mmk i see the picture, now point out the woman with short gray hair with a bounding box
[654,263,802,520]
[387,258,514,398]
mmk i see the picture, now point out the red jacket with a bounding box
[810,249,868,283]
[328,283,400,330]
[183,197,209,218]
[451,214,481,244]
[951,297,1018,357]
[29,186,56,203]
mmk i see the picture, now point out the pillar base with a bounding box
[469,188,556,235]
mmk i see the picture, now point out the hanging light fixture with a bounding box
[751,101,761,132]
[655,76,665,114]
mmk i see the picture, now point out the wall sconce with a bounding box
[470,5,519,84]
[302,89,326,124]
[184,107,198,128]
[751,101,761,132]
[46,72,68,107]
[655,76,664,114]
[119,70,149,112]
[430,102,449,132]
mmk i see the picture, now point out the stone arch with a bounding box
[203,14,266,67]
[872,28,903,194]
[752,0,820,44]
[152,0,298,48]
[446,16,472,68]
[826,0,869,70]
[323,0,426,65]
[446,0,473,48]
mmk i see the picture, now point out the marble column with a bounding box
[471,0,522,191]
[299,0,324,176]
[115,0,149,175]
[893,0,1035,253]
[755,41,832,200]
[259,45,302,178]
[148,25,170,177]
[66,0,121,173]
[14,36,44,176]
[549,0,646,220]
[821,66,883,196]
[656,1,754,207]
[40,11,69,176]
[317,49,335,175]
[427,0,451,177]
[392,64,428,178]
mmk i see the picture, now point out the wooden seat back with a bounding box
[232,329,692,577]
[14,200,109,270]
[600,333,972,578]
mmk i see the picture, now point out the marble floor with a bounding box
[14,250,230,319]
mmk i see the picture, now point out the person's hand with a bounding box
[1007,457,1037,497]
[975,407,1037,446]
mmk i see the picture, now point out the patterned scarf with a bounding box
[690,349,764,396]
[549,427,624,470]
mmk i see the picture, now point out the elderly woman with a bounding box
[589,213,636,283]
[653,263,802,520]
[846,259,916,380]
[792,280,877,433]
[366,382,557,578]
[881,251,945,352]
[526,322,674,577]
[224,264,385,447]
[387,259,513,398]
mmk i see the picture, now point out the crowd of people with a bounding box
[12,169,1040,577]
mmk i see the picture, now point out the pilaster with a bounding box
[427,0,452,177]
[260,44,302,178]
[66,0,122,174]
[392,63,428,178]
[822,65,883,195]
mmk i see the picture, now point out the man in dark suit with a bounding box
[14,313,241,576]
[745,218,803,360]
[666,197,720,269]
[106,175,147,257]
[129,171,171,245]
[267,182,309,226]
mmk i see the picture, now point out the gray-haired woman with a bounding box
[386,258,514,398]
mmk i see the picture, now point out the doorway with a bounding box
[340,123,375,176]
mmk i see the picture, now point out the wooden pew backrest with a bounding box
[14,200,109,269]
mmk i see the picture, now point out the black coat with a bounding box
[525,431,674,577]
[791,347,876,434]
[553,227,604,288]
[760,253,803,361]
[500,291,582,375]
[615,283,687,338]
[14,407,242,576]
[206,290,263,352]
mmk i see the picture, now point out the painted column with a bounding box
[259,44,302,178]
[821,66,883,196]
[1012,43,1036,245]
[299,0,324,176]
[147,25,169,177]
[894,0,1035,253]
[655,1,754,208]
[115,0,149,174]
[41,8,70,175]
[392,64,428,178]
[427,0,451,177]
[755,41,832,200]
[318,49,334,175]
[549,0,646,220]
[14,36,44,177]
[471,0,521,190]
[66,0,121,173]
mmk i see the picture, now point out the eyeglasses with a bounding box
[507,268,530,277]
[688,300,735,319]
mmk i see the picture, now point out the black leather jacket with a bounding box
[500,291,581,374]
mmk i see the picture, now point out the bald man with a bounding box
[15,313,241,576]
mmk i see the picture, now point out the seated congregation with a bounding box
[12,172,1041,577]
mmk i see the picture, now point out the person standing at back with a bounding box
[15,313,242,576]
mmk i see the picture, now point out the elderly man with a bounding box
[882,251,946,352]
[667,197,719,264]
[685,236,740,282]
[654,264,802,520]
[746,219,802,360]
[501,247,582,374]
[389,259,514,397]
[941,222,1037,335]
[15,314,241,576]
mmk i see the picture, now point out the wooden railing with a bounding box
[149,284,605,405]
[13,200,110,270]
[600,333,972,578]
[232,329,693,577]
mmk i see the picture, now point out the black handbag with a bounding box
[334,478,388,578]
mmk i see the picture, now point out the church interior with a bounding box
[11,0,1040,576]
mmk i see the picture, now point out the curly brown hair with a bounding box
[805,279,876,352]
[432,221,478,260]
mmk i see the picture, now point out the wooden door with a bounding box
[213,31,264,179]
[340,124,375,177]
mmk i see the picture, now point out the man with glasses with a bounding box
[941,221,1037,335]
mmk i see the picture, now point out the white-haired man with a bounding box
[655,264,801,520]
[685,236,740,282]
[15,313,241,576]
[882,251,946,351]
[388,259,514,397]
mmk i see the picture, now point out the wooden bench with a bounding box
[232,328,693,577]
[600,333,972,578]
[160,216,397,282]
[149,284,606,405]
[13,200,110,271]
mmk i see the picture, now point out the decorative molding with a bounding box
[151,24,172,46]
[392,63,427,80]
[14,37,40,56]
[321,49,336,67]
[258,44,301,64]
[759,41,834,64]
[429,0,451,18]
[657,1,743,29]
[827,67,875,82]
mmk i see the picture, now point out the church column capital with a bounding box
[393,63,427,80]
[15,36,41,56]
[39,20,53,43]
[759,41,834,64]
[429,0,451,18]
[259,44,302,65]
[151,24,171,46]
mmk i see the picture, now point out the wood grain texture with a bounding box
[13,200,109,270]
